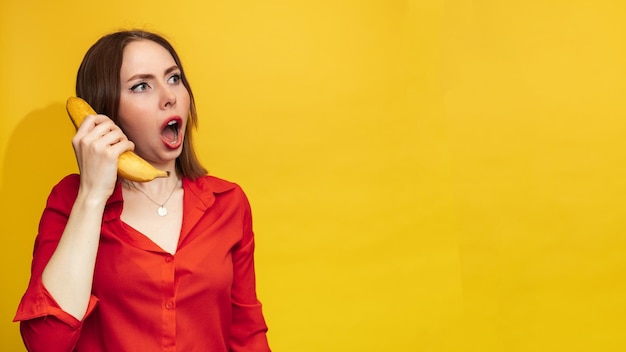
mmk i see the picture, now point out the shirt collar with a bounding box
[103,175,237,222]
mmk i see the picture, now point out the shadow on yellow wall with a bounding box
[0,103,77,349]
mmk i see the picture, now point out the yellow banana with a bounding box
[66,96,170,182]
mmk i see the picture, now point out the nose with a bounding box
[161,85,177,109]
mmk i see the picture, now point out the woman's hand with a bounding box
[41,114,133,321]
[72,114,135,201]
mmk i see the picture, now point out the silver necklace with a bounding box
[130,180,180,216]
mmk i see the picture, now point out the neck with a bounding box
[124,173,180,193]
[123,174,181,217]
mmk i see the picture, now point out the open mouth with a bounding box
[161,117,183,148]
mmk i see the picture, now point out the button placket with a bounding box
[162,252,177,348]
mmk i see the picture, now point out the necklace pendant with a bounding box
[157,206,168,217]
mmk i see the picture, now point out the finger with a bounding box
[73,114,97,139]
[97,128,131,148]
[76,114,118,134]
[73,114,112,145]
[74,116,123,147]
[108,140,135,156]
[90,122,122,142]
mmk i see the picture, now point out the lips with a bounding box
[161,117,183,149]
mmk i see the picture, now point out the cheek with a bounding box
[117,106,147,136]
[181,92,192,124]
[182,93,191,112]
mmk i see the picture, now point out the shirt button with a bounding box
[165,255,174,263]
[165,301,174,309]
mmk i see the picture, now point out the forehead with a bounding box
[120,40,176,75]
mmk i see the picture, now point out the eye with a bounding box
[168,73,181,84]
[130,82,150,92]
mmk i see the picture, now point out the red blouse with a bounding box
[14,174,270,352]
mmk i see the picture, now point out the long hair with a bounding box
[76,30,207,179]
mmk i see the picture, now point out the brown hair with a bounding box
[76,30,207,179]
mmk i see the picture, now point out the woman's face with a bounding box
[117,39,190,167]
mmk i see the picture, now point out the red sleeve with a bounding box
[229,189,271,352]
[14,175,99,352]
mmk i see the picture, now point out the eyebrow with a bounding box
[126,65,180,82]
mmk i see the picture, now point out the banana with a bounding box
[66,96,170,182]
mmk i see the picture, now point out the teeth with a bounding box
[165,119,180,142]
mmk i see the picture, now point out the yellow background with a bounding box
[1,1,625,351]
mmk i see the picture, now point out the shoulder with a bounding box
[44,174,81,211]
[184,174,248,205]
[55,173,81,188]
[198,174,239,191]
[50,174,81,198]
[187,174,242,194]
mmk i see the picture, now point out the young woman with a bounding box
[14,30,271,352]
